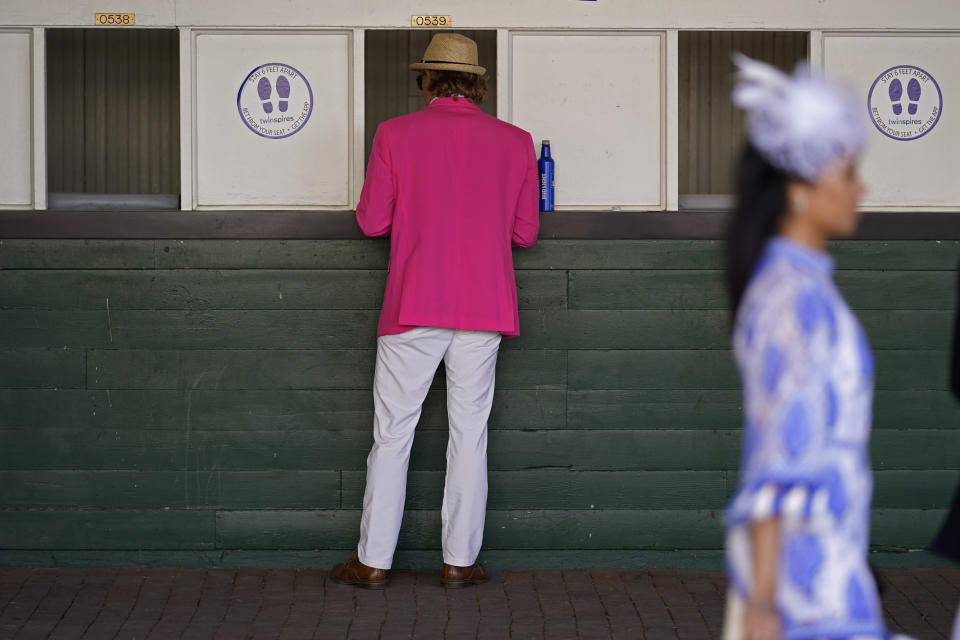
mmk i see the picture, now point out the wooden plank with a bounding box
[215,508,948,552]
[0,470,340,509]
[569,389,960,431]
[837,271,957,310]
[0,311,108,348]
[155,239,389,269]
[871,429,960,470]
[0,349,85,389]
[0,269,563,311]
[340,470,730,510]
[872,471,960,509]
[5,239,955,272]
[567,390,743,429]
[87,350,181,390]
[569,270,957,311]
[0,428,376,471]
[516,241,723,271]
[510,310,731,350]
[831,241,960,271]
[873,390,960,430]
[568,350,954,391]
[0,548,953,571]
[0,428,743,472]
[874,351,952,391]
[569,270,727,310]
[0,240,156,269]
[0,549,732,572]
[0,510,215,550]
[215,509,726,550]
[0,269,385,311]
[104,309,380,349]
[871,509,949,549]
[0,308,947,351]
[86,348,565,390]
[568,350,739,390]
[0,388,564,431]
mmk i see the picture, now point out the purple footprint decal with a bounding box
[889,78,902,115]
[907,78,921,115]
[276,76,290,113]
[258,77,273,114]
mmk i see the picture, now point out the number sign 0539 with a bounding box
[411,15,452,27]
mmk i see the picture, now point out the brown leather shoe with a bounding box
[441,561,490,588]
[330,550,388,589]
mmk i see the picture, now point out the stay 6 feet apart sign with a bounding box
[868,65,943,141]
[237,62,314,139]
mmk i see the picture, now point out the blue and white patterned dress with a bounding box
[725,237,910,640]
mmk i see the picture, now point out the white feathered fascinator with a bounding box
[732,53,866,182]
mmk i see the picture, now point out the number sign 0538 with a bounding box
[94,13,135,25]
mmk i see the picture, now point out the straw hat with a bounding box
[409,33,486,76]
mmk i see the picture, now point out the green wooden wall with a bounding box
[0,238,957,569]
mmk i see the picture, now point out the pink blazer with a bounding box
[356,97,540,338]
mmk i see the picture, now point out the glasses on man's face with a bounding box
[416,74,424,91]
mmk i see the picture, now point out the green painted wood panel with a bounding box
[0,349,86,389]
[3,239,958,271]
[0,549,734,571]
[0,239,156,269]
[0,269,565,311]
[0,428,743,471]
[0,510,215,549]
[215,509,726,550]
[0,237,955,569]
[0,308,950,350]
[0,470,341,509]
[340,470,731,510]
[568,389,960,430]
[569,270,957,311]
[155,239,390,270]
[0,548,953,571]
[212,508,943,551]
[567,350,952,390]
[567,390,743,429]
[0,388,565,431]
[86,349,566,390]
[2,427,951,473]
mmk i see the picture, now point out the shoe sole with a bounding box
[441,577,490,589]
[330,576,388,590]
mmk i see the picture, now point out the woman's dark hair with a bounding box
[725,142,791,315]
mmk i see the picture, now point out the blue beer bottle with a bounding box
[538,140,555,212]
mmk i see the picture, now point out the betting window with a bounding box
[46,28,180,210]
[364,30,497,162]
[678,31,808,210]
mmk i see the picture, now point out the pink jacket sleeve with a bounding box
[356,125,396,237]
[511,135,540,248]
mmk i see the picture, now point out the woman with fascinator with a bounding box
[723,54,913,640]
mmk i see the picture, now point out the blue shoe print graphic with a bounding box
[888,78,902,115]
[258,76,273,114]
[907,77,921,115]
[276,75,290,113]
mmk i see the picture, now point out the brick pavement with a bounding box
[0,567,957,639]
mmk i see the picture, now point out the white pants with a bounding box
[952,602,959,640]
[357,326,501,570]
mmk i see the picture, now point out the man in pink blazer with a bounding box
[332,33,539,589]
